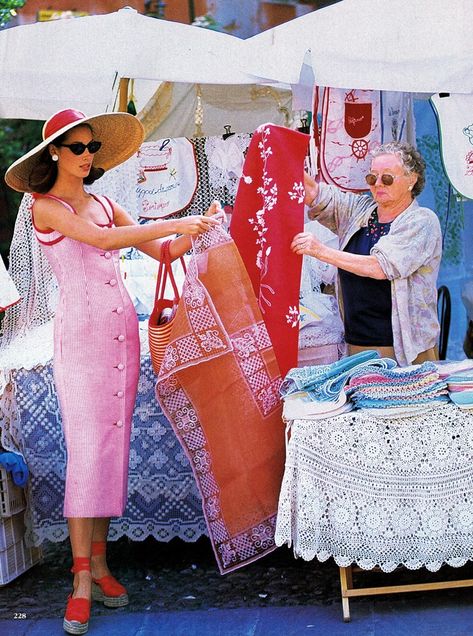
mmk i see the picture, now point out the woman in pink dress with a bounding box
[5,109,221,635]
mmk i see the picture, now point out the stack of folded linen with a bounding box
[281,350,396,401]
[344,361,448,415]
[445,372,473,410]
[435,358,473,380]
[280,350,397,420]
[282,389,352,421]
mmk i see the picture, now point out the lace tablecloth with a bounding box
[276,403,473,572]
[10,357,206,546]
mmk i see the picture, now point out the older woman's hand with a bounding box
[291,231,325,258]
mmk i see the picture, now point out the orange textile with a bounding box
[155,226,285,574]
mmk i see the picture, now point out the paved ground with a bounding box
[2,536,473,632]
[0,537,340,621]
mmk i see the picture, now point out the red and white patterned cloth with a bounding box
[230,124,309,377]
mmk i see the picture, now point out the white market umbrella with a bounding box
[242,0,473,94]
[0,7,256,120]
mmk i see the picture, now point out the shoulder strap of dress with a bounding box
[34,192,76,214]
[97,194,115,223]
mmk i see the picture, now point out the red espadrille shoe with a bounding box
[63,557,91,635]
[91,541,129,608]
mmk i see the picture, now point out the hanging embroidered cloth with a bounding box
[314,87,412,193]
[318,87,382,192]
[136,138,198,218]
[431,93,473,200]
[155,225,285,574]
[205,134,252,199]
[230,124,309,377]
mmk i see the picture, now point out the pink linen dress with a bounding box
[32,193,140,517]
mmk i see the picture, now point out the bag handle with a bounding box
[154,240,186,304]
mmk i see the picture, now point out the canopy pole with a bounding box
[118,78,130,112]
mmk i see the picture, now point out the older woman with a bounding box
[291,142,442,366]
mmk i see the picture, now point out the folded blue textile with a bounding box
[449,391,473,407]
[281,350,379,396]
[280,350,397,402]
[0,451,29,487]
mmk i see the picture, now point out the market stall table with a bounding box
[276,402,473,620]
[5,356,207,547]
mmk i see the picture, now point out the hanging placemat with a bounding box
[431,93,473,200]
[136,138,198,219]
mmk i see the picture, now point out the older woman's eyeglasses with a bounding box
[58,141,102,155]
[365,173,402,186]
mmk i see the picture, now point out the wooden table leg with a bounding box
[339,566,352,622]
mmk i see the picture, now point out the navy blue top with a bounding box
[339,210,393,346]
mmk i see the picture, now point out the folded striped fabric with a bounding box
[446,372,473,409]
[345,361,448,410]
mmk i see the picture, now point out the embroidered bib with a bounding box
[136,138,198,218]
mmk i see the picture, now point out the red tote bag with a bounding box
[148,240,186,374]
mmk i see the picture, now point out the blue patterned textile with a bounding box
[12,357,207,546]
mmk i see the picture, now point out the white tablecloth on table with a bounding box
[276,402,473,572]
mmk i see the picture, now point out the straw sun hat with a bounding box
[5,108,145,193]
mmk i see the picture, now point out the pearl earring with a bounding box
[51,154,59,162]
[408,185,413,191]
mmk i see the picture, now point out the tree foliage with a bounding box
[0,119,43,258]
[0,0,25,28]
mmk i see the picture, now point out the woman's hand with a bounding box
[291,232,325,259]
[205,200,221,216]
[303,171,319,207]
[175,214,221,236]
[205,200,226,224]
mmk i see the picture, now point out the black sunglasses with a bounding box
[58,141,102,155]
[365,173,401,187]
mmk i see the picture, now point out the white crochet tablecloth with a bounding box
[276,402,473,573]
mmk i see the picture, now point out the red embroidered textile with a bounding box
[155,227,285,574]
[230,124,309,377]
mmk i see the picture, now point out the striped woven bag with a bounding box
[148,240,185,374]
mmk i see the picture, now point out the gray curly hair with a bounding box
[371,141,426,198]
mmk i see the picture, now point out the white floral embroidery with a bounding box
[288,181,305,204]
[247,127,279,314]
[285,305,300,328]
